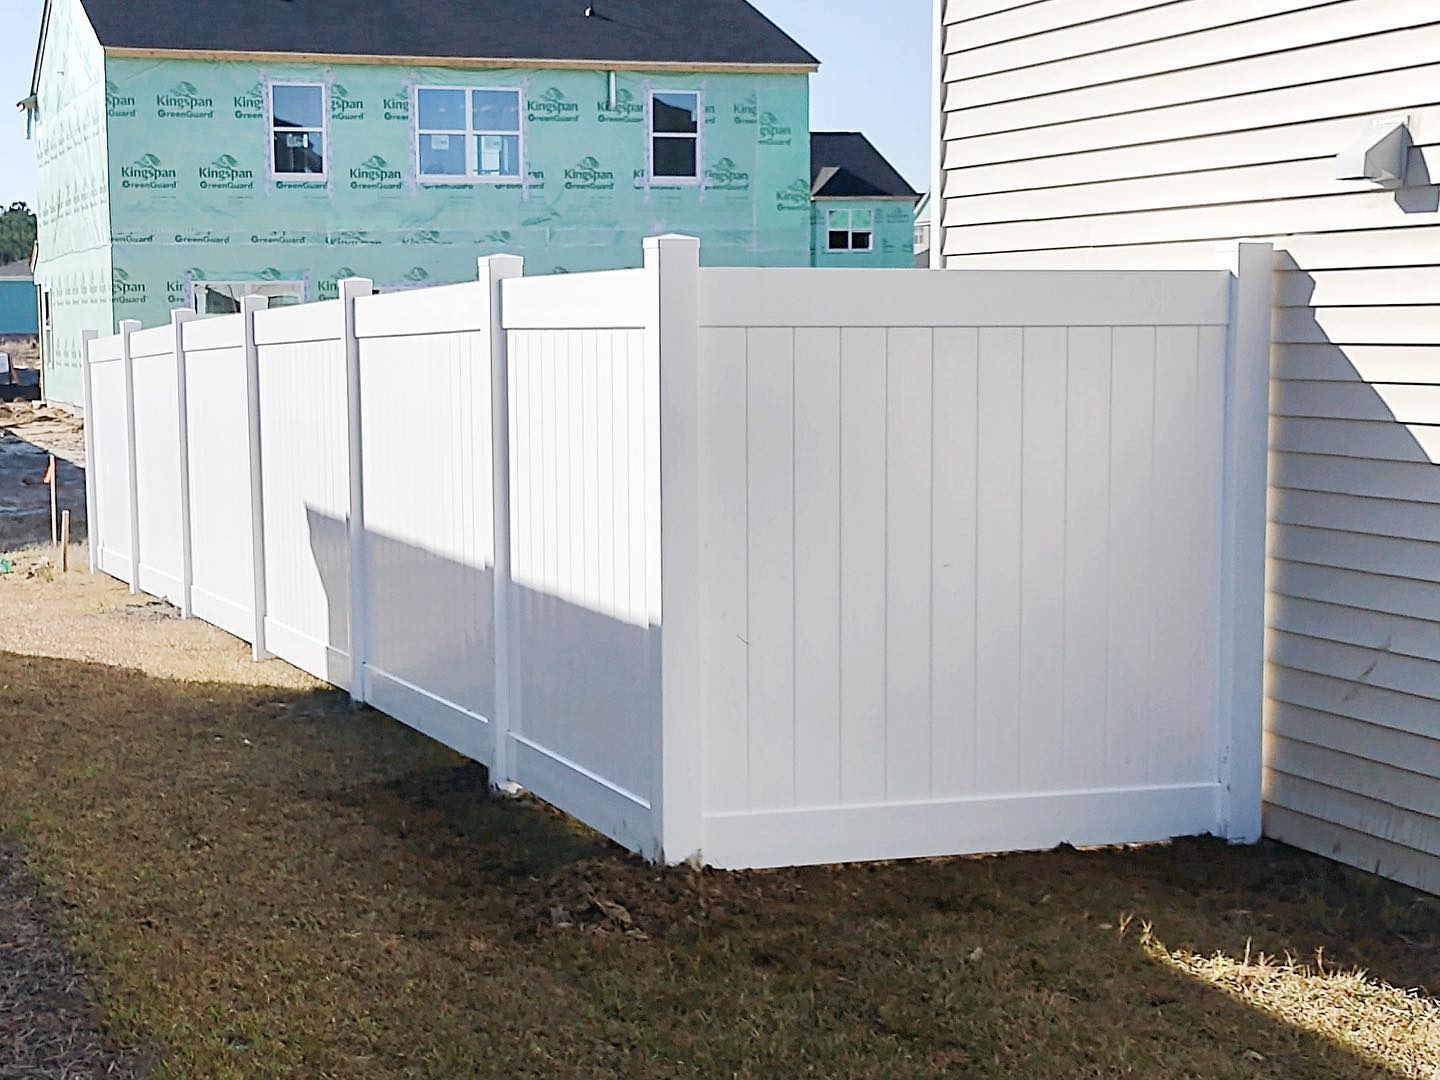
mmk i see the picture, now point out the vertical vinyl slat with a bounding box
[746,327,797,810]
[1062,327,1112,789]
[1106,327,1157,786]
[699,328,751,814]
[1152,326,1208,785]
[884,327,935,800]
[1019,327,1068,791]
[930,328,980,798]
[839,327,888,804]
[974,327,1024,795]
[792,328,843,807]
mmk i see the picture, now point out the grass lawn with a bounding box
[1,550,1437,1077]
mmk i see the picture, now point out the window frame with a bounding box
[191,280,307,315]
[266,80,330,183]
[413,84,526,185]
[647,88,703,186]
[825,207,875,254]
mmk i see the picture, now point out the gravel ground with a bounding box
[0,845,145,1078]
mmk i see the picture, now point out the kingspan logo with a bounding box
[234,81,264,120]
[759,110,794,146]
[331,84,365,120]
[402,230,452,246]
[326,230,381,246]
[705,157,751,191]
[733,92,757,126]
[564,155,615,190]
[105,79,136,118]
[597,87,644,124]
[775,177,809,212]
[383,92,410,121]
[199,153,255,190]
[111,268,146,304]
[157,80,214,119]
[120,153,178,189]
[349,155,402,189]
[529,87,580,122]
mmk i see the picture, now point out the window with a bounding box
[826,208,874,253]
[649,91,700,182]
[269,83,327,179]
[416,87,522,181]
[193,281,306,315]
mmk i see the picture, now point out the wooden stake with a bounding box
[59,509,70,572]
[48,454,57,546]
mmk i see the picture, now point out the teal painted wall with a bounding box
[99,58,813,334]
[0,282,38,335]
[32,0,112,405]
[810,198,915,268]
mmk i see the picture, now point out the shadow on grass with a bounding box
[0,645,1433,1078]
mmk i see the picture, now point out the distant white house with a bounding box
[934,0,1440,895]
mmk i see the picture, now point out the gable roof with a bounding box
[810,132,917,199]
[74,0,818,68]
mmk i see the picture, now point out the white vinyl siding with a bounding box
[938,0,1440,894]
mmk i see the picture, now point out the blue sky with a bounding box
[0,0,931,208]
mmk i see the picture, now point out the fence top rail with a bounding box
[88,334,123,364]
[502,268,649,331]
[183,312,245,353]
[129,323,175,360]
[697,267,1234,330]
[254,298,343,347]
[355,280,490,341]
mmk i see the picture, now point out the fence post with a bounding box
[1219,241,1274,844]
[241,296,270,661]
[80,329,99,574]
[119,319,142,595]
[171,308,199,617]
[479,253,525,791]
[647,234,704,865]
[340,277,375,704]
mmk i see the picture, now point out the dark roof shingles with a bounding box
[810,131,917,199]
[78,0,818,67]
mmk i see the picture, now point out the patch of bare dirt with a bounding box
[0,403,87,553]
[0,845,147,1078]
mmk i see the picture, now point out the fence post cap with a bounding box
[644,233,700,251]
[478,253,524,278]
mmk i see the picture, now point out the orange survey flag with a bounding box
[41,456,54,485]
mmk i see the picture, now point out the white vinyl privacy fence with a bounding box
[83,236,1273,869]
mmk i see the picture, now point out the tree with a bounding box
[0,202,38,266]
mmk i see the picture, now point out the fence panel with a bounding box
[353,281,501,764]
[501,267,660,856]
[182,314,256,642]
[254,301,352,686]
[85,336,131,581]
[128,324,184,605]
[691,265,1252,868]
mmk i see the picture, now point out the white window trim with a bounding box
[414,85,526,185]
[192,280,307,314]
[647,88,703,187]
[266,80,330,183]
[825,208,875,253]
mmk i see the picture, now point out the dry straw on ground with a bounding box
[0,548,1437,1078]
